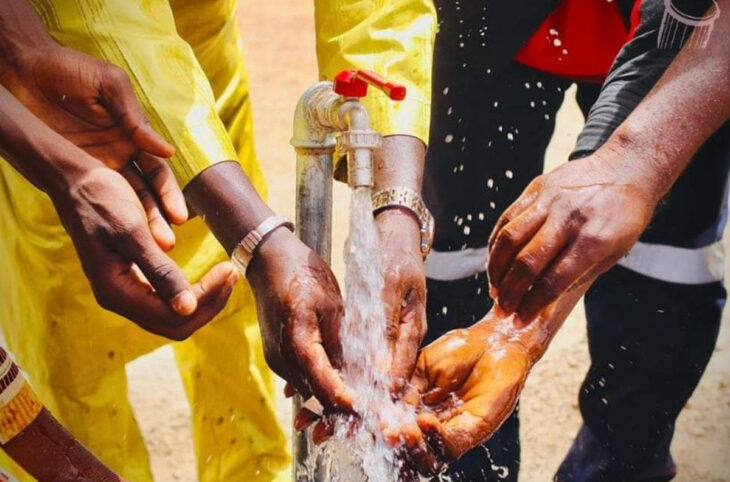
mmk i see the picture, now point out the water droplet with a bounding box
[445,134,454,143]
[464,226,471,235]
[507,132,514,141]
[505,170,514,179]
[443,86,450,95]
[442,306,448,314]
[553,38,562,47]
[487,178,494,188]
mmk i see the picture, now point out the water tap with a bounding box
[291,69,406,188]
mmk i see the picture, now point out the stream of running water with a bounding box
[303,187,416,481]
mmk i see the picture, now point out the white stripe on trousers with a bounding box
[424,241,725,285]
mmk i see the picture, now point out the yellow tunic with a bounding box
[0,0,434,480]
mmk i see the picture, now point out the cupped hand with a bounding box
[487,152,657,322]
[1,43,184,249]
[394,312,531,475]
[376,208,427,392]
[246,228,354,412]
[53,163,238,340]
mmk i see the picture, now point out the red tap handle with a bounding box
[333,70,406,101]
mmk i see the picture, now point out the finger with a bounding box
[399,422,444,476]
[119,164,176,251]
[416,412,454,460]
[516,243,616,322]
[114,230,197,316]
[93,247,236,338]
[312,418,336,445]
[153,264,238,338]
[136,153,188,225]
[100,65,175,159]
[284,383,297,398]
[294,407,321,431]
[496,219,572,314]
[287,311,354,412]
[390,291,426,393]
[487,204,547,292]
[487,185,540,252]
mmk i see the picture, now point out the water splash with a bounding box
[305,187,415,481]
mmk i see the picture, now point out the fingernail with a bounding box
[171,290,196,316]
[173,197,189,223]
[489,285,499,299]
[226,268,240,287]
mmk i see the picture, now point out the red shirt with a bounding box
[515,0,630,83]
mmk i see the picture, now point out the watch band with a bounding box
[231,215,295,274]
[371,187,435,259]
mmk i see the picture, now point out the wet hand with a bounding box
[397,311,531,475]
[1,43,184,249]
[488,153,657,322]
[246,228,354,411]
[376,208,427,392]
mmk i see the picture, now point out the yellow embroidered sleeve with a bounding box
[30,0,237,187]
[314,0,437,145]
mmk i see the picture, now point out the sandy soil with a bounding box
[125,1,730,480]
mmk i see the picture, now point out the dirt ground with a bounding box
[126,1,730,481]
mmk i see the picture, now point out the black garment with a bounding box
[557,1,729,480]
[425,0,727,480]
[556,268,725,482]
[424,2,599,480]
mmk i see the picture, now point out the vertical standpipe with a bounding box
[293,149,333,481]
[290,72,404,479]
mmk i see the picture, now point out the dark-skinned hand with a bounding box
[0,43,184,249]
[247,228,354,412]
[376,208,427,392]
[51,158,239,340]
[488,152,657,322]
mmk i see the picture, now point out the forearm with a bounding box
[0,0,55,72]
[3,409,120,481]
[374,136,425,192]
[597,0,730,203]
[183,162,274,254]
[0,85,91,195]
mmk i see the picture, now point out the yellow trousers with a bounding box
[0,0,287,480]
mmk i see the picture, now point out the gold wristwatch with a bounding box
[372,186,434,259]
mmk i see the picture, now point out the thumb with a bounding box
[100,65,175,158]
[116,228,197,317]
